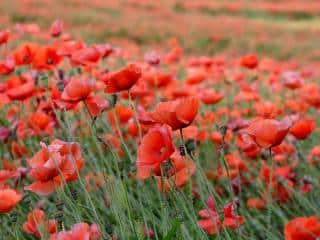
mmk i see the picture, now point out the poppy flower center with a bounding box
[23,55,29,63]
[47,58,54,65]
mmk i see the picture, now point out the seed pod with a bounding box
[105,224,113,235]
[9,212,18,223]
[55,211,64,225]
[108,94,118,109]
[55,200,64,211]
[22,193,32,206]
[71,189,78,201]
[57,80,64,92]
[219,125,228,139]
[57,69,65,81]
[179,144,186,156]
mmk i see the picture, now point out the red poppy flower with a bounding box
[0,188,22,213]
[0,169,19,182]
[308,145,320,164]
[200,90,224,105]
[103,63,141,93]
[144,51,160,66]
[6,77,35,101]
[284,216,320,240]
[285,99,308,114]
[50,19,64,37]
[93,43,113,59]
[0,58,15,75]
[11,141,29,158]
[55,40,85,57]
[260,165,294,203]
[70,46,101,67]
[289,118,316,140]
[143,226,155,238]
[84,95,110,118]
[210,130,232,145]
[25,139,84,196]
[13,43,38,66]
[143,70,172,88]
[165,46,183,64]
[23,208,56,238]
[234,90,260,103]
[198,197,221,235]
[243,118,292,148]
[136,125,174,180]
[240,54,258,69]
[150,97,200,130]
[0,29,10,45]
[282,71,304,90]
[186,68,207,85]
[156,151,196,191]
[222,202,245,229]
[246,198,266,210]
[0,93,10,107]
[254,101,277,118]
[300,84,320,108]
[51,86,76,110]
[28,110,55,136]
[32,46,63,70]
[61,77,95,102]
[127,80,152,99]
[49,223,101,240]
[107,104,134,127]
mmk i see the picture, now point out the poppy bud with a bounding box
[179,144,186,156]
[107,94,118,109]
[219,125,228,139]
[57,80,64,92]
[71,189,78,201]
[143,226,155,238]
[105,224,113,235]
[55,210,64,225]
[144,51,160,66]
[240,54,258,69]
[57,69,65,81]
[76,67,82,75]
[50,19,63,37]
[231,178,241,196]
[185,139,196,153]
[0,127,11,142]
[233,197,240,208]
[18,167,29,180]
[55,200,64,211]
[9,212,18,224]
[22,194,32,206]
[130,165,137,172]
[0,29,10,45]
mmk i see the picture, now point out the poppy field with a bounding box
[1,1,320,239]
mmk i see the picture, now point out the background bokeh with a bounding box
[1,0,320,61]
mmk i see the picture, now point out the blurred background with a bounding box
[1,0,320,61]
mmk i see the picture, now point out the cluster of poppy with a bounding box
[0,19,319,239]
